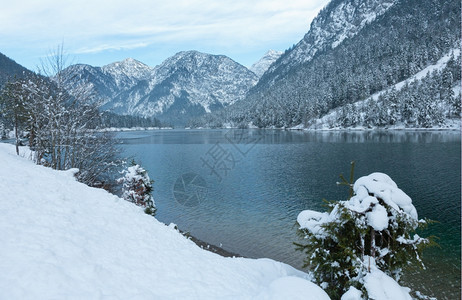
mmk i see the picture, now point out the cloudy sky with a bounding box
[1,0,329,70]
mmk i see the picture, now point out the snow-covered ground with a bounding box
[0,143,329,300]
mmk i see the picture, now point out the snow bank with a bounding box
[364,268,412,300]
[338,268,413,300]
[341,286,362,300]
[0,143,329,300]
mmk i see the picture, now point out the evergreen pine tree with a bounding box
[295,162,435,299]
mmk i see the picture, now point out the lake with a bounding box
[117,129,461,299]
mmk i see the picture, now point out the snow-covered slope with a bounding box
[60,51,258,125]
[250,50,283,78]
[59,63,119,106]
[101,58,153,88]
[111,51,258,122]
[263,0,397,84]
[59,59,152,107]
[0,143,329,300]
[304,48,461,130]
[0,51,34,88]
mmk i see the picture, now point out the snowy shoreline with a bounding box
[288,126,461,131]
[0,142,430,299]
[185,232,243,258]
[0,143,330,300]
[187,125,461,131]
[95,126,174,132]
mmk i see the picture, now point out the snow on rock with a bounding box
[364,268,412,300]
[102,57,153,84]
[266,0,397,80]
[0,143,329,300]
[249,50,283,78]
[59,51,258,122]
[352,172,418,219]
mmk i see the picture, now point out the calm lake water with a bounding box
[117,129,461,299]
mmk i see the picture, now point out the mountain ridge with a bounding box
[193,0,461,129]
[259,0,398,89]
[0,52,34,88]
[59,50,258,125]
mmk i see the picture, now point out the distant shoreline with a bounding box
[184,126,461,131]
[185,233,243,258]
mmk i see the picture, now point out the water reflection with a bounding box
[117,129,461,145]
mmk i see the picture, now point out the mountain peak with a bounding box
[102,57,152,83]
[103,57,151,71]
[176,50,201,56]
[121,57,140,64]
[250,50,283,78]
[159,50,235,73]
[264,0,398,79]
[169,50,216,62]
[265,49,282,56]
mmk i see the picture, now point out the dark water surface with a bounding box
[118,129,461,299]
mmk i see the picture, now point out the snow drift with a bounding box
[0,143,328,300]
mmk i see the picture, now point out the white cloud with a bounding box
[75,42,150,54]
[0,0,329,66]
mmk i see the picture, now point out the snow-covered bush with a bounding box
[295,167,435,299]
[118,161,156,216]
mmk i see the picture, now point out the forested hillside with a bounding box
[0,53,33,88]
[193,0,461,129]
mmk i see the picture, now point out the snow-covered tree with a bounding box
[118,161,156,216]
[0,78,32,155]
[0,45,121,186]
[295,164,435,299]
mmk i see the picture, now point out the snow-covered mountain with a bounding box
[0,52,34,88]
[194,0,461,129]
[249,50,283,78]
[60,51,258,125]
[263,0,397,85]
[101,58,153,88]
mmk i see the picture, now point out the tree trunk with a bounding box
[14,124,19,156]
[369,228,376,272]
